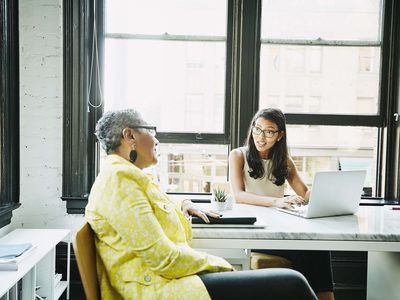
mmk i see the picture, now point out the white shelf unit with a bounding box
[0,229,70,300]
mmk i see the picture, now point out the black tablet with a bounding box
[191,215,257,225]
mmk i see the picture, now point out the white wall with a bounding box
[4,0,85,235]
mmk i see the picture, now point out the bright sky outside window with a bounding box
[104,0,227,133]
[259,0,382,115]
[259,45,381,115]
[261,0,382,41]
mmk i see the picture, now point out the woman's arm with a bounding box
[286,157,309,201]
[229,149,289,207]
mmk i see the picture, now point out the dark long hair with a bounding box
[245,108,289,186]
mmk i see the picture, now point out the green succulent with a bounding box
[213,187,228,202]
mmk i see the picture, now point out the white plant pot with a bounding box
[213,201,227,211]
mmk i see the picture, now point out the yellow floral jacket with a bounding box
[86,155,233,300]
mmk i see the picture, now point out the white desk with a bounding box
[0,229,70,300]
[192,204,400,300]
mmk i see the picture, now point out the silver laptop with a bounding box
[277,170,367,218]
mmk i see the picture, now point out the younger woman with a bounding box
[229,108,335,300]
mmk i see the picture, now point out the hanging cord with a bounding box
[87,0,103,111]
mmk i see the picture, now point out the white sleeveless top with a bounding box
[239,147,284,198]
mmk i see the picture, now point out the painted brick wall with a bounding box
[7,0,85,233]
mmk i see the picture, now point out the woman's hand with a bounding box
[181,200,222,223]
[273,195,307,208]
[304,190,311,203]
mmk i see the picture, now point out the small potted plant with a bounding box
[212,187,228,211]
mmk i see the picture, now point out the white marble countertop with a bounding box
[192,204,400,242]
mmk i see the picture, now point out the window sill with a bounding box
[0,203,21,228]
[360,198,398,206]
[61,196,88,214]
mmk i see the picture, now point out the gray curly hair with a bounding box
[95,109,148,154]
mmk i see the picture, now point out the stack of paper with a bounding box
[0,243,35,271]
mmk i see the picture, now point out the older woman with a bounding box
[85,109,317,300]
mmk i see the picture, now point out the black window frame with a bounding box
[62,0,102,213]
[63,0,400,213]
[382,0,400,201]
[0,0,20,228]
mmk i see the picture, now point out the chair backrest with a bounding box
[73,222,100,300]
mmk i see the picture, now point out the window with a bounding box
[259,0,384,192]
[0,0,20,227]
[155,144,229,193]
[63,0,400,213]
[100,0,229,193]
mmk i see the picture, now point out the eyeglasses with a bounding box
[132,126,157,137]
[252,126,279,138]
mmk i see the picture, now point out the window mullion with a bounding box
[105,33,226,42]
[0,0,20,227]
[285,114,384,127]
[261,39,381,47]
[63,0,103,213]
[156,133,225,144]
[383,0,400,201]
[230,0,262,149]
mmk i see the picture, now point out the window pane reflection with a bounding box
[286,125,377,195]
[259,45,380,114]
[104,40,226,133]
[99,144,229,193]
[106,0,227,36]
[261,0,382,41]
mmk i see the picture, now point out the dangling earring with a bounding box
[130,149,137,163]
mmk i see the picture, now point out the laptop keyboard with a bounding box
[288,204,308,213]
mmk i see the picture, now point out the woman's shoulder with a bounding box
[230,146,247,155]
[229,147,247,159]
[229,147,248,171]
[287,156,295,167]
[104,155,151,186]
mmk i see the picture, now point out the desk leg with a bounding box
[66,239,71,300]
[367,252,400,300]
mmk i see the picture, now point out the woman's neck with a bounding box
[114,149,130,163]
[259,150,269,160]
